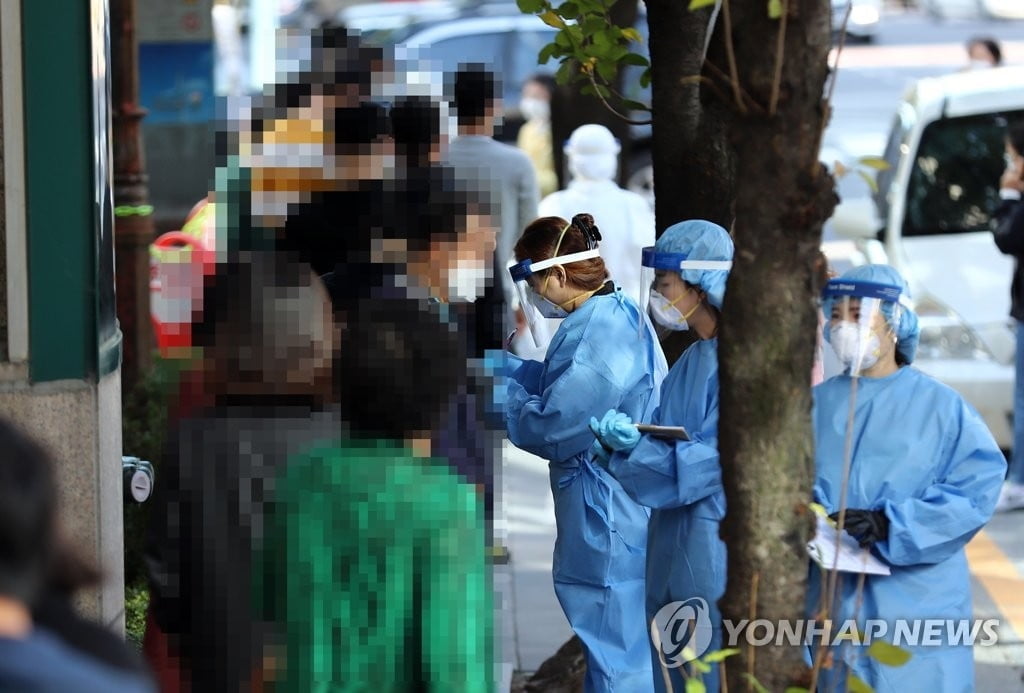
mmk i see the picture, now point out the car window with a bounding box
[414,31,509,74]
[903,110,1024,237]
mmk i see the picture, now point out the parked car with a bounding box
[828,66,1024,449]
[831,0,882,42]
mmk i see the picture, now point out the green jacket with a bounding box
[256,439,494,692]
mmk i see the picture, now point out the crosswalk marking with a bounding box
[967,530,1024,640]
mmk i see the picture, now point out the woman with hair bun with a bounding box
[505,213,666,691]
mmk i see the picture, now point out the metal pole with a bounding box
[110,0,155,384]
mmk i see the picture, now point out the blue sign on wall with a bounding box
[139,42,215,125]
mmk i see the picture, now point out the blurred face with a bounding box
[421,212,497,301]
[522,80,551,102]
[968,42,997,67]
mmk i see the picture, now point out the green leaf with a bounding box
[539,10,566,28]
[741,674,769,693]
[639,67,652,88]
[554,30,573,48]
[866,640,912,667]
[701,648,741,663]
[784,689,810,693]
[620,99,651,112]
[846,674,872,693]
[538,43,558,65]
[620,52,649,67]
[580,16,605,34]
[517,0,545,13]
[596,59,617,82]
[686,680,707,693]
[692,658,712,674]
[554,60,575,85]
[767,0,782,18]
[856,169,880,193]
[857,155,890,171]
[558,1,580,18]
[621,27,643,43]
[688,0,717,9]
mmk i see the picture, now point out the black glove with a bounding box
[829,509,889,548]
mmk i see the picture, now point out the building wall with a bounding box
[0,0,125,630]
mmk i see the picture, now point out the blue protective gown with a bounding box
[809,367,1005,692]
[506,287,667,692]
[606,338,725,693]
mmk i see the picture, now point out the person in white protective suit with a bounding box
[538,124,655,305]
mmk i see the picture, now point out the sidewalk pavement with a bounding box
[500,440,572,677]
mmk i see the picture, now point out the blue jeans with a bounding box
[1012,320,1024,483]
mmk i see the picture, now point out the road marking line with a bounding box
[966,530,1024,640]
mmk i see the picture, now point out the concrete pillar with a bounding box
[0,0,125,629]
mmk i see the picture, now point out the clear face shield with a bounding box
[640,246,732,336]
[822,279,903,376]
[509,247,601,348]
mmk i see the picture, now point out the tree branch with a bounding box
[679,74,732,110]
[586,70,653,125]
[704,60,767,115]
[719,0,747,114]
[768,0,789,115]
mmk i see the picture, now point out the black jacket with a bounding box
[992,195,1024,321]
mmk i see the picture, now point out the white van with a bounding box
[830,66,1024,449]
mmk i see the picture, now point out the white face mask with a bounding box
[519,97,550,123]
[529,289,568,319]
[649,289,690,331]
[446,263,488,303]
[969,59,994,70]
[829,322,881,372]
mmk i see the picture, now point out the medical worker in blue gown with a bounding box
[591,219,733,693]
[505,212,668,691]
[809,264,1005,692]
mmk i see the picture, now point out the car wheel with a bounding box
[626,149,654,212]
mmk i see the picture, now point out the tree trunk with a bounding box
[645,0,734,230]
[716,0,837,690]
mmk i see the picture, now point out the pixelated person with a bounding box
[144,252,341,690]
[446,64,540,354]
[255,296,494,691]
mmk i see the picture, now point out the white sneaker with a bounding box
[994,481,1024,513]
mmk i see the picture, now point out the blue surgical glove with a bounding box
[592,409,641,453]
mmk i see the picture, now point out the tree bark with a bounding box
[716,0,837,690]
[645,0,734,230]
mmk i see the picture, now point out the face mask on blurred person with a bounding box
[519,97,550,123]
[446,263,488,303]
[829,322,881,371]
